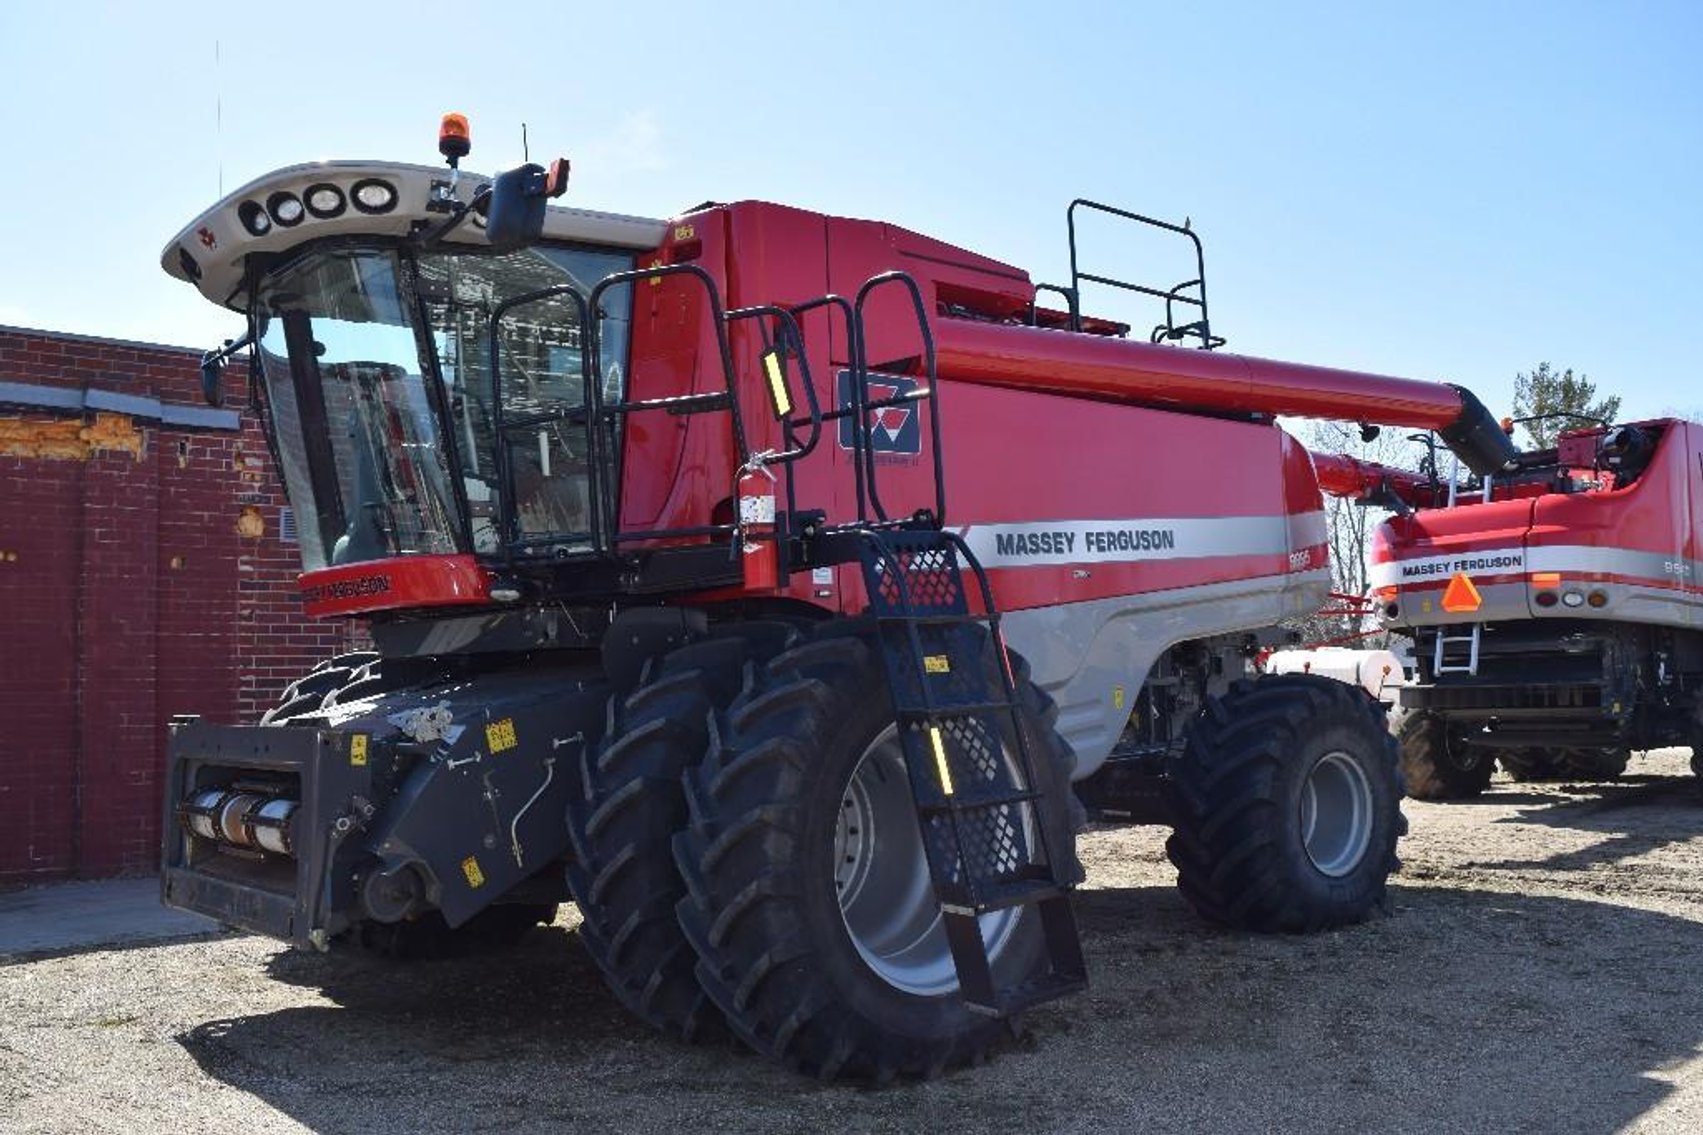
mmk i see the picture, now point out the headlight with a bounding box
[351,178,399,214]
[304,183,346,219]
[237,200,272,236]
[267,191,305,227]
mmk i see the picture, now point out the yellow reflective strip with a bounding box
[929,726,954,796]
[762,350,792,418]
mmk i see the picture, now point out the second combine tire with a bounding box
[1398,711,1495,800]
[1166,673,1405,932]
[674,627,1080,1081]
[1499,747,1628,783]
[564,625,797,1043]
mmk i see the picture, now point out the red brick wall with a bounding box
[0,327,360,882]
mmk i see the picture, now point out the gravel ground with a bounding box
[6,751,1703,1133]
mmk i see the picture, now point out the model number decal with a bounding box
[301,574,393,603]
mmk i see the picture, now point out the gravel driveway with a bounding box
[5,750,1703,1133]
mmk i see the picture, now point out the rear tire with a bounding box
[1399,711,1494,800]
[673,627,1080,1081]
[564,624,798,1043]
[1166,673,1405,932]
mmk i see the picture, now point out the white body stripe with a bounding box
[1371,544,1702,589]
[960,512,1322,570]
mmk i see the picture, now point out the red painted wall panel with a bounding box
[0,326,358,882]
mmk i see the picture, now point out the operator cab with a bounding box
[162,159,666,589]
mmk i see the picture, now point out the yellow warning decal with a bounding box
[461,856,485,889]
[674,223,696,242]
[349,735,369,767]
[923,655,951,674]
[928,725,955,796]
[485,718,518,754]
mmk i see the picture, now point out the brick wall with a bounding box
[0,326,360,882]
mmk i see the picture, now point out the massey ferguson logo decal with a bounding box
[837,370,920,456]
[962,515,1294,569]
[1398,552,1523,579]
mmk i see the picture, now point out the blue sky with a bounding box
[2,1,1698,422]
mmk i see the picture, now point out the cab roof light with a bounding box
[237,199,271,237]
[351,179,398,215]
[304,183,346,220]
[266,191,304,228]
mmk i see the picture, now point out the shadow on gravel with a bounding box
[1483,774,1703,873]
[177,883,1703,1133]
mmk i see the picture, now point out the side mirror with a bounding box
[485,159,570,253]
[199,351,225,407]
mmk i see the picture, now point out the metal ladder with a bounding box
[856,528,1086,1016]
[1433,624,1482,676]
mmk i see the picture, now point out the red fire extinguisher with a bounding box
[737,460,778,591]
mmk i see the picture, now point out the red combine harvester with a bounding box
[1319,420,1703,797]
[157,119,1518,1079]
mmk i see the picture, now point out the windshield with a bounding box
[255,243,634,572]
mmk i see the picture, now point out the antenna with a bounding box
[215,39,223,196]
[522,122,529,163]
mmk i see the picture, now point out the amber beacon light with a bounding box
[439,113,472,166]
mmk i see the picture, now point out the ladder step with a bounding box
[943,893,1086,1016]
[940,876,1068,916]
[963,970,1089,1018]
[916,788,1045,816]
[873,613,981,627]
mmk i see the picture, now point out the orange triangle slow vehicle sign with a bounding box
[1440,571,1483,613]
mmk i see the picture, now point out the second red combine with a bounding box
[1321,415,1703,798]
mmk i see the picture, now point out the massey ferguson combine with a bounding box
[157,117,1518,1079]
[1321,419,1703,798]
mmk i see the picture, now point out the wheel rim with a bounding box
[1299,750,1375,878]
[834,724,1023,996]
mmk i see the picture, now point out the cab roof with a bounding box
[161,160,668,311]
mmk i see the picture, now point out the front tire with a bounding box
[1399,711,1495,800]
[1166,674,1405,932]
[564,625,797,1042]
[673,627,1080,1081]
